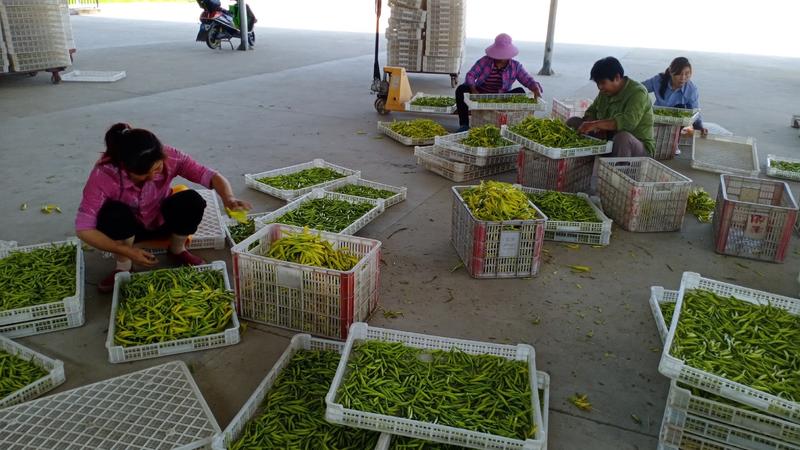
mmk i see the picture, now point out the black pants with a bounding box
[455,84,526,127]
[96,190,207,241]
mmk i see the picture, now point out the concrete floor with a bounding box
[1,13,800,449]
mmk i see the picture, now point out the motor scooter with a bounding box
[196,0,256,50]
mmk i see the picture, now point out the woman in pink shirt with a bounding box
[76,123,251,293]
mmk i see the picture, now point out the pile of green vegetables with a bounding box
[267,228,360,271]
[388,119,448,139]
[0,244,75,312]
[256,167,345,190]
[770,159,800,174]
[526,191,599,223]
[334,184,396,199]
[660,302,675,326]
[231,349,380,449]
[460,125,513,148]
[653,108,695,118]
[336,340,536,440]
[670,289,800,401]
[228,218,256,244]
[509,117,599,148]
[687,188,715,223]
[461,181,538,221]
[473,95,538,104]
[0,350,48,400]
[273,198,374,233]
[115,267,233,347]
[410,96,456,107]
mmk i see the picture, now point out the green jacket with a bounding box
[585,77,654,154]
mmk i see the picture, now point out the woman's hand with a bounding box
[124,247,158,267]
[223,196,252,212]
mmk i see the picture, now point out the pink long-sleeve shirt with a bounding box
[75,145,217,232]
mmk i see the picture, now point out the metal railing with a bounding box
[67,0,100,8]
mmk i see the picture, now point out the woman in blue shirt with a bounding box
[642,57,707,135]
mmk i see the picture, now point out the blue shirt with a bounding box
[642,74,703,129]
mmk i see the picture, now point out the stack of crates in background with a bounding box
[712,174,798,263]
[386,0,426,71]
[423,0,465,74]
[413,128,519,182]
[0,0,72,74]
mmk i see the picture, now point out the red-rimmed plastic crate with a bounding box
[516,148,595,193]
[712,175,798,263]
[231,224,381,340]
[652,123,682,160]
[597,157,692,232]
[550,98,591,123]
[451,186,547,279]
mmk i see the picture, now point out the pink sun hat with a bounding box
[485,33,519,60]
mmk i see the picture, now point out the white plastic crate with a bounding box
[0,334,65,408]
[376,371,551,450]
[388,0,423,9]
[326,323,546,450]
[466,93,545,112]
[712,175,798,263]
[405,92,457,114]
[0,307,84,338]
[550,98,592,123]
[597,157,692,232]
[422,55,462,73]
[653,106,700,127]
[652,123,682,160]
[431,141,519,167]
[186,189,227,250]
[660,426,743,450]
[324,177,408,208]
[245,159,360,201]
[106,261,240,363]
[0,361,220,449]
[387,38,423,61]
[61,70,127,82]
[435,130,520,165]
[386,26,422,41]
[649,286,678,343]
[415,146,516,182]
[660,272,800,424]
[223,211,270,246]
[691,134,760,177]
[451,186,547,279]
[516,148,594,193]
[766,154,800,182]
[232,224,381,340]
[430,145,518,168]
[212,334,384,450]
[390,6,427,24]
[254,188,385,235]
[668,381,800,445]
[388,54,423,71]
[0,238,83,326]
[501,124,612,159]
[662,404,800,450]
[520,187,612,246]
[425,42,465,58]
[0,0,71,73]
[378,121,443,146]
[473,110,534,128]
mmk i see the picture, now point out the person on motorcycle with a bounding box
[75,122,251,293]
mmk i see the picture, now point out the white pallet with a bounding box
[691,134,759,177]
[519,187,613,246]
[223,211,271,246]
[0,361,220,449]
[106,261,240,363]
[415,145,515,182]
[378,121,442,146]
[659,272,800,424]
[325,323,546,450]
[0,238,84,326]
[61,70,127,82]
[434,130,520,166]
[213,334,386,450]
[465,93,545,112]
[766,154,800,182]
[404,92,457,114]
[324,176,408,208]
[0,0,71,73]
[653,106,701,126]
[245,159,360,201]
[254,188,385,236]
[662,404,800,450]
[649,286,678,343]
[501,125,612,159]
[0,334,65,408]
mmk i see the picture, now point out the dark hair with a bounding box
[590,56,624,82]
[102,123,165,175]
[658,57,692,98]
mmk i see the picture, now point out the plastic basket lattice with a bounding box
[415,146,515,182]
[465,93,545,112]
[516,147,594,193]
[501,125,612,159]
[520,187,612,246]
[245,159,360,201]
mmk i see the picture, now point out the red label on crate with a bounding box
[744,213,768,240]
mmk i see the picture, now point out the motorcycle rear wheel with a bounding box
[206,26,222,49]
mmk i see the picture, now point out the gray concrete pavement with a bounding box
[1,14,799,449]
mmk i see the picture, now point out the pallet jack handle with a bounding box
[371,0,383,92]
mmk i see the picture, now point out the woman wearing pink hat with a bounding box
[455,33,543,132]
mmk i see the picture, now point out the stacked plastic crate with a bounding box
[0,0,71,73]
[414,128,519,182]
[386,0,426,71]
[423,0,465,74]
